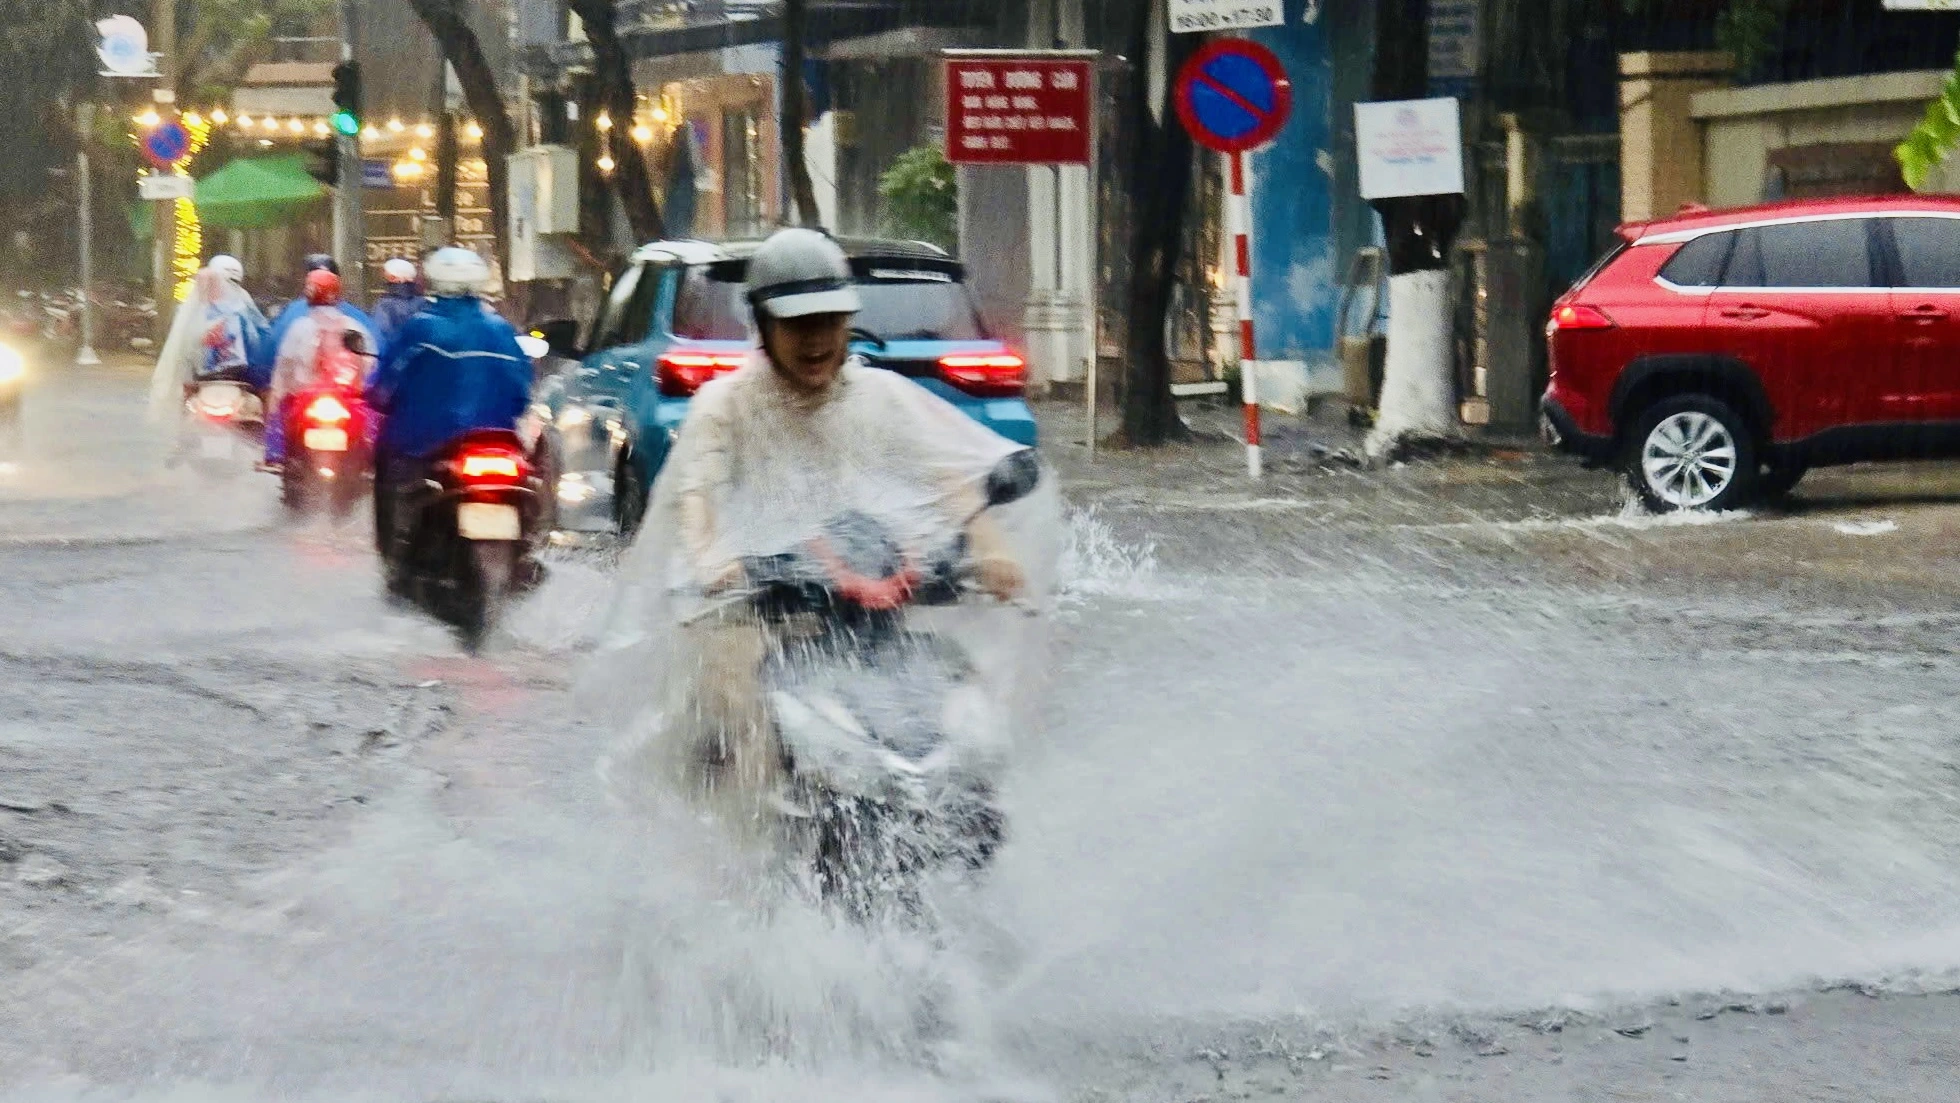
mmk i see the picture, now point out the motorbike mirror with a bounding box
[515,333,550,360]
[983,449,1041,509]
[531,318,581,359]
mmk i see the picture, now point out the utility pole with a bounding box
[427,61,456,248]
[336,0,367,300]
[75,105,101,367]
[152,0,177,338]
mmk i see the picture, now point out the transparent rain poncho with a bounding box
[587,352,1060,839]
[146,266,266,424]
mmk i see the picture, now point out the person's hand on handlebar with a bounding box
[701,559,746,595]
[971,554,1025,602]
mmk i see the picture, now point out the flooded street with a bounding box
[4,363,1960,1101]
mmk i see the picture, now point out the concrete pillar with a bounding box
[1023,0,1093,391]
[1618,51,1732,222]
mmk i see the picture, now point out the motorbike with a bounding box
[712,450,1042,922]
[178,370,265,476]
[277,331,375,518]
[384,428,545,650]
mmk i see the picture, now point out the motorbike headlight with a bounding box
[0,344,24,385]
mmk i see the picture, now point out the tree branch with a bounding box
[564,0,664,244]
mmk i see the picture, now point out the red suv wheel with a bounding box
[1625,394,1758,512]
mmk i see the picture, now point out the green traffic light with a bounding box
[330,110,360,137]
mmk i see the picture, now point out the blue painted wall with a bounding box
[1245,0,1360,379]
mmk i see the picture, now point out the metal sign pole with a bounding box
[1085,62,1099,462]
[1230,150,1260,478]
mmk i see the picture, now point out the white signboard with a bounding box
[1169,0,1285,33]
[1355,97,1465,199]
[139,174,194,201]
[1882,0,1960,9]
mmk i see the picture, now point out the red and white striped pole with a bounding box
[1229,151,1261,478]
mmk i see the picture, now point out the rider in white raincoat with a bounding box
[146,255,266,424]
[593,229,1057,848]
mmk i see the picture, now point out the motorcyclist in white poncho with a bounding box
[599,228,1053,855]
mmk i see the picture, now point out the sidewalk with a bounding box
[1034,396,1622,522]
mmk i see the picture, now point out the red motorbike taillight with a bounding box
[939,352,1027,397]
[304,394,352,424]
[658,350,746,397]
[454,449,526,483]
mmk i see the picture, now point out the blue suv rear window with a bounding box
[677,257,989,342]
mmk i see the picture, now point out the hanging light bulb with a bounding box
[288,117,305,134]
[408,146,427,162]
[137,108,161,128]
[183,111,204,128]
[596,154,616,173]
[631,124,654,143]
[595,112,613,132]
[652,105,671,124]
[237,114,254,128]
[414,123,433,139]
[362,125,379,139]
[465,120,483,140]
[313,120,330,137]
[210,108,228,125]
[387,117,406,133]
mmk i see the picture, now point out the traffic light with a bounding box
[330,61,362,137]
[303,137,340,186]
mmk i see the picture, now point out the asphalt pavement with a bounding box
[2,363,1958,1101]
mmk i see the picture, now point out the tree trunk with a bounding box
[1364,0,1466,455]
[1117,19,1201,448]
[403,0,516,275]
[566,0,665,244]
[781,0,822,226]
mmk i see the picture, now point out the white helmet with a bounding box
[423,247,489,297]
[382,257,418,284]
[208,254,244,284]
[746,228,859,320]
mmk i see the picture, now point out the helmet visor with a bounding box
[754,277,861,319]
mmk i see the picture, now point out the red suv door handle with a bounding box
[1900,304,1948,322]
[1719,304,1770,320]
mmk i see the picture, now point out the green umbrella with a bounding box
[192,154,329,230]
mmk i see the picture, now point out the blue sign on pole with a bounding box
[142,121,190,168]
[1174,38,1293,154]
[362,159,394,189]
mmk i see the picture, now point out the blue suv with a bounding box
[530,238,1038,535]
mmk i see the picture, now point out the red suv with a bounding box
[1542,196,1960,510]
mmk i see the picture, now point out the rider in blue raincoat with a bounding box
[370,256,425,355]
[364,246,531,559]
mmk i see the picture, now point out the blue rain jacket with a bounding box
[370,284,427,357]
[365,296,531,459]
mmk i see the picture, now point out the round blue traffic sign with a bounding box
[1174,38,1293,154]
[143,121,191,169]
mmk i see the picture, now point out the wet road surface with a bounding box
[3,362,1959,1100]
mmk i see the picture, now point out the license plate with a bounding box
[199,436,232,459]
[456,502,521,541]
[302,427,348,452]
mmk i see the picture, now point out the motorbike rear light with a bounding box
[658,350,746,397]
[456,450,525,482]
[1548,304,1615,334]
[304,394,351,424]
[938,352,1027,397]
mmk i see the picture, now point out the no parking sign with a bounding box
[1174,38,1293,478]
